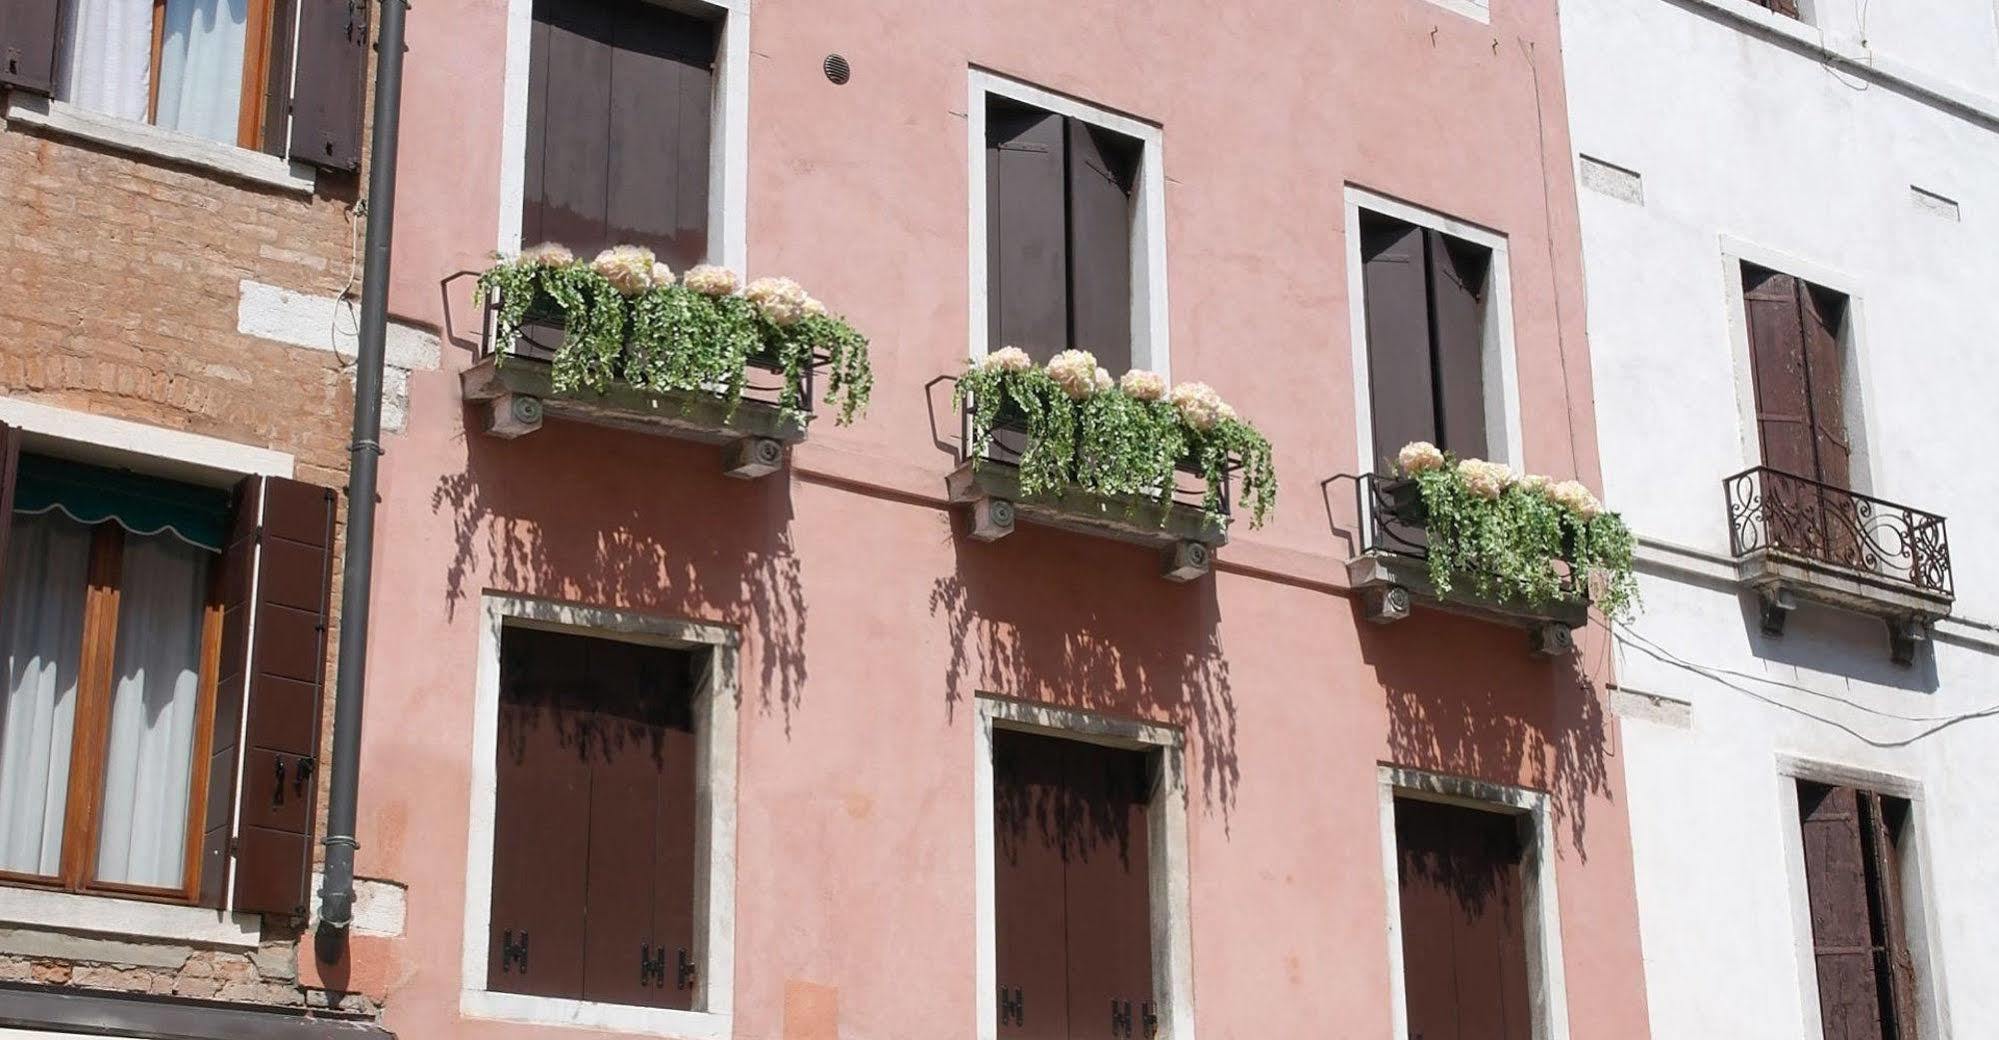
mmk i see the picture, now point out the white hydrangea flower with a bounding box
[591,245,656,296]
[1216,400,1238,424]
[803,296,828,319]
[518,242,574,267]
[1397,441,1446,475]
[1517,473,1551,495]
[1094,366,1114,394]
[982,346,1034,374]
[1549,479,1603,519]
[649,262,676,289]
[1169,381,1227,432]
[1119,369,1166,401]
[1456,458,1517,501]
[682,264,739,296]
[744,276,810,326]
[1046,349,1101,400]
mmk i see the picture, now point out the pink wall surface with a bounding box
[352,0,1650,1037]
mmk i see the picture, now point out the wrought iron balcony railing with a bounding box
[1724,467,1952,597]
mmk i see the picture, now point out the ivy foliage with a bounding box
[475,257,871,425]
[953,363,1277,527]
[1401,462,1639,622]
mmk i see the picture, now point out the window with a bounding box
[464,596,736,1035]
[993,728,1156,1039]
[0,443,333,914]
[1358,210,1497,470]
[1741,264,1852,490]
[1747,0,1801,20]
[518,0,719,270]
[1392,797,1533,1039]
[984,95,1143,373]
[1796,782,1920,1040]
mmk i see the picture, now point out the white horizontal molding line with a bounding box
[0,396,294,481]
[3,94,316,195]
[0,886,258,949]
[236,281,442,371]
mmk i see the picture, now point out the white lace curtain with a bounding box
[0,514,209,889]
[59,0,248,145]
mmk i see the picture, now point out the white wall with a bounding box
[1561,0,1999,1037]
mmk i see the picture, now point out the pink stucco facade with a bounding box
[346,0,1650,1037]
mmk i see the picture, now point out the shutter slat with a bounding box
[1426,229,1492,460]
[993,729,1073,1038]
[0,0,62,94]
[1064,118,1136,375]
[986,101,1069,363]
[1798,783,1887,1040]
[1360,215,1438,470]
[230,478,336,918]
[287,0,369,171]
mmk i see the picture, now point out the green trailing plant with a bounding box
[1392,448,1638,622]
[474,251,872,425]
[953,351,1277,527]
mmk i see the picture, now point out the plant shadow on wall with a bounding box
[1356,609,1611,861]
[928,520,1240,822]
[431,409,809,729]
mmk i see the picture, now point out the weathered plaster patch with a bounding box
[1579,155,1645,205]
[235,281,442,432]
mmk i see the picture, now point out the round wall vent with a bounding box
[823,54,851,85]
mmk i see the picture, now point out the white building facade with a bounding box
[1560,1,1999,1038]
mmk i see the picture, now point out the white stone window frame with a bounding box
[1420,0,1491,25]
[1774,756,1951,1040]
[1343,185,1525,476]
[494,0,749,271]
[3,84,317,195]
[460,594,739,1040]
[965,68,1172,381]
[0,397,291,948]
[1376,766,1572,1040]
[971,696,1197,1040]
[1717,236,1879,497]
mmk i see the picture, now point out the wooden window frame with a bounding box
[0,518,225,907]
[461,594,738,1040]
[1343,186,1524,477]
[1376,766,1571,1040]
[972,695,1196,1040]
[128,0,281,148]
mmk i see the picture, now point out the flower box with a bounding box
[949,349,1275,581]
[465,245,870,478]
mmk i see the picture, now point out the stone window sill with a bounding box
[2,92,316,196]
[0,885,260,949]
[461,990,730,1039]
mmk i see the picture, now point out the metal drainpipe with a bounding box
[317,0,409,948]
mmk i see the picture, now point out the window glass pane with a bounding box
[58,0,153,122]
[155,0,249,144]
[0,512,93,877]
[94,529,211,889]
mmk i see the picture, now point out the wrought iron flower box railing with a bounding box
[947,406,1238,582]
[460,286,837,479]
[1345,473,1588,656]
[1723,466,1952,661]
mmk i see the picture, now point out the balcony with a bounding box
[1347,473,1591,657]
[1724,467,1953,663]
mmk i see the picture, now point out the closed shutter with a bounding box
[1801,284,1852,490]
[1062,741,1154,1040]
[1798,783,1886,1040]
[650,653,701,1011]
[199,480,261,907]
[1427,230,1491,461]
[1361,216,1438,469]
[229,478,337,916]
[1065,119,1136,375]
[987,101,1070,364]
[1395,798,1533,1040]
[1861,795,1918,1038]
[489,625,591,999]
[287,0,369,171]
[523,0,715,268]
[579,640,665,1008]
[1742,266,1818,480]
[258,0,300,156]
[0,0,60,93]
[993,729,1072,1040]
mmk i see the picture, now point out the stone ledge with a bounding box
[1347,553,1589,656]
[1736,549,1953,623]
[945,461,1229,581]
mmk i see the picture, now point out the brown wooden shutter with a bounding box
[1064,119,1136,375]
[650,653,700,1011]
[1742,265,1818,480]
[1801,284,1852,490]
[1395,798,1533,1040]
[287,0,369,171]
[258,0,300,156]
[578,640,662,1008]
[1062,741,1154,1040]
[602,1,714,271]
[1798,783,1887,1040]
[1861,794,1918,1039]
[230,477,337,917]
[1361,215,1438,469]
[987,101,1069,364]
[199,479,261,907]
[993,729,1071,1039]
[525,0,611,254]
[489,626,591,999]
[1426,230,1491,461]
[0,0,61,94]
